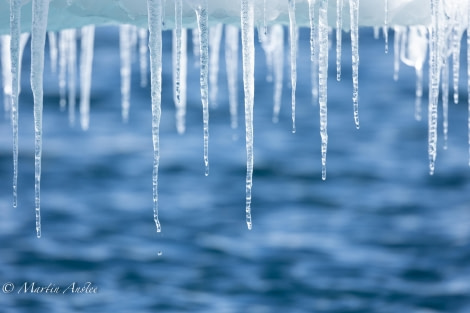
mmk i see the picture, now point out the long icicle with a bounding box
[442,54,449,150]
[308,0,318,101]
[225,25,239,131]
[79,25,95,131]
[66,29,77,126]
[451,22,461,105]
[173,0,187,134]
[31,0,50,238]
[147,0,163,233]
[288,0,297,133]
[58,31,67,111]
[209,24,223,108]
[336,0,343,81]
[195,0,210,176]
[241,0,255,230]
[349,0,360,129]
[319,0,329,180]
[10,0,21,208]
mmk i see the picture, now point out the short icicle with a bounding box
[67,30,77,126]
[384,0,389,53]
[336,0,343,81]
[173,0,187,134]
[31,0,50,238]
[47,32,57,73]
[1,36,12,115]
[288,0,297,133]
[209,24,223,108]
[349,0,360,129]
[195,0,210,176]
[241,0,255,230]
[319,0,329,180]
[79,25,95,131]
[393,27,402,81]
[138,28,148,88]
[225,25,239,130]
[119,25,134,123]
[10,0,21,208]
[58,30,67,111]
[147,0,163,233]
[451,22,461,105]
[271,25,284,123]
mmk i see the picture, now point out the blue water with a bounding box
[0,27,470,313]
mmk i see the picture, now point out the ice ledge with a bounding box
[0,0,433,35]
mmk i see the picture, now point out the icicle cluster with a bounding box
[0,0,470,235]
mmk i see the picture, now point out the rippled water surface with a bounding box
[0,27,470,313]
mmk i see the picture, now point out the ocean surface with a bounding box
[0,26,470,313]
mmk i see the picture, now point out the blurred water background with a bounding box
[0,26,470,313]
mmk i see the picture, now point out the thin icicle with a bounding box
[1,36,12,115]
[415,67,423,121]
[319,0,328,180]
[31,0,50,238]
[47,32,57,73]
[349,0,360,129]
[288,0,297,133]
[428,0,440,175]
[336,0,343,81]
[195,0,210,176]
[147,0,163,233]
[442,56,449,150]
[225,25,239,130]
[58,30,67,111]
[308,0,318,101]
[384,0,389,53]
[10,0,21,208]
[173,0,187,134]
[373,26,379,39]
[393,27,402,81]
[192,27,200,67]
[119,25,133,123]
[209,24,223,108]
[271,25,284,123]
[79,25,94,131]
[138,28,148,88]
[66,29,77,126]
[451,22,461,105]
[241,0,255,230]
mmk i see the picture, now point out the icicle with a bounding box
[138,28,148,88]
[262,0,267,36]
[1,36,12,115]
[79,26,94,131]
[147,0,163,233]
[428,0,441,175]
[384,0,389,53]
[173,0,187,134]
[336,0,343,81]
[349,0,360,129]
[119,25,133,123]
[393,27,402,81]
[225,25,239,130]
[415,67,423,121]
[260,29,273,82]
[66,29,77,126]
[288,0,297,133]
[308,0,318,101]
[451,23,461,105]
[442,55,449,150]
[47,32,57,73]
[58,30,67,111]
[31,0,50,238]
[209,24,223,108]
[373,26,379,39]
[241,0,255,230]
[319,0,328,180]
[271,25,284,123]
[195,0,210,176]
[10,0,21,208]
[192,27,200,67]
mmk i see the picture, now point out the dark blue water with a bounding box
[0,27,470,313]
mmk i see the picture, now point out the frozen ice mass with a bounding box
[0,0,469,236]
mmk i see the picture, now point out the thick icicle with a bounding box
[173,0,187,134]
[288,0,297,133]
[10,0,21,208]
[336,0,343,81]
[79,26,95,131]
[1,36,12,115]
[138,28,148,88]
[66,29,77,126]
[119,25,133,123]
[271,25,284,123]
[209,24,223,108]
[241,0,255,230]
[195,0,210,176]
[31,0,50,238]
[319,0,328,180]
[147,0,163,233]
[428,0,440,175]
[47,32,57,73]
[349,0,360,129]
[225,25,239,130]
